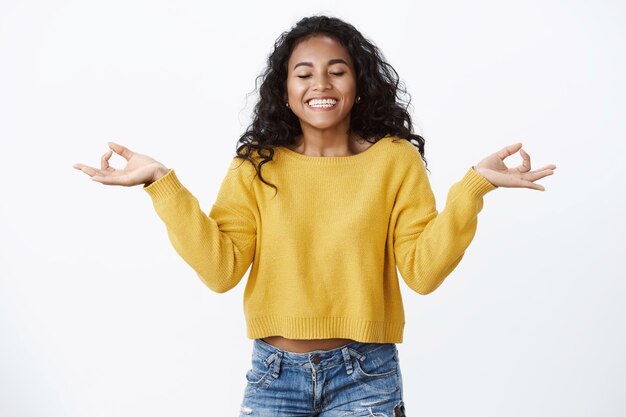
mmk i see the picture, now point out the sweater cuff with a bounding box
[462,166,498,197]
[143,169,183,202]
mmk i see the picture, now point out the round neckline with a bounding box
[277,134,393,165]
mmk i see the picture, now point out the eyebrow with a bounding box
[293,59,349,70]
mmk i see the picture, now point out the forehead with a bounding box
[288,35,353,67]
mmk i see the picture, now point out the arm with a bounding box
[143,158,258,293]
[393,158,496,295]
[393,142,556,295]
[73,143,258,292]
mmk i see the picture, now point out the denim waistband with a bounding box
[253,338,395,366]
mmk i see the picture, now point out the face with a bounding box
[286,35,357,133]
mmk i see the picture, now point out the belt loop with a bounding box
[263,352,275,369]
[270,351,283,378]
[350,348,367,362]
[341,347,353,375]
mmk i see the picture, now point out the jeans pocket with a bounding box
[349,344,400,394]
[244,351,279,397]
[245,365,271,385]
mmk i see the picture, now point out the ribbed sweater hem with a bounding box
[143,169,181,201]
[466,167,498,196]
[246,316,405,344]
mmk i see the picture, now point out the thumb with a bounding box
[107,141,134,161]
[496,142,523,161]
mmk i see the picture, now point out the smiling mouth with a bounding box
[306,98,338,109]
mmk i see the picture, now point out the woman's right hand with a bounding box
[73,142,169,187]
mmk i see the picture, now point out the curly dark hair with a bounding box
[235,14,427,193]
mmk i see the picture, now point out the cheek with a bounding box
[339,78,357,96]
[287,79,305,97]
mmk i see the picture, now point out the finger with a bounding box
[511,177,546,191]
[496,142,523,161]
[91,175,127,185]
[107,141,134,161]
[91,171,134,186]
[530,164,557,172]
[523,169,554,183]
[73,164,101,177]
[515,148,531,173]
[521,163,557,181]
[101,149,113,171]
[528,182,545,191]
[506,165,554,184]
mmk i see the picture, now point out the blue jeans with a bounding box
[239,338,406,417]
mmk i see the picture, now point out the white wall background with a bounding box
[1,0,624,416]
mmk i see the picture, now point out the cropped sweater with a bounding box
[143,135,497,343]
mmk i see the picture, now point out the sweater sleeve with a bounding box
[143,157,258,293]
[392,156,497,295]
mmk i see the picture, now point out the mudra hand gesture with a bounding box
[75,141,556,191]
[473,143,556,191]
[73,142,169,187]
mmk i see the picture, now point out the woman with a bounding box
[73,15,556,417]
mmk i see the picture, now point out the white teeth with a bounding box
[308,98,337,108]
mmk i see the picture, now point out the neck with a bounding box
[292,125,361,157]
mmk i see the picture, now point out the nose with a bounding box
[312,73,331,91]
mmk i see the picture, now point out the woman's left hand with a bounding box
[473,143,556,191]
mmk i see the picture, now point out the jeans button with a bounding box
[311,355,321,364]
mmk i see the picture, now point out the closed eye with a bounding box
[296,72,346,79]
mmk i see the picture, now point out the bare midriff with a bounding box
[261,336,356,353]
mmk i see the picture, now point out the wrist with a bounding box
[146,165,169,186]
[472,166,497,188]
[472,165,487,177]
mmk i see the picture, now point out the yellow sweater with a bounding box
[143,136,497,343]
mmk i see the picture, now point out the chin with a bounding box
[300,118,351,132]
